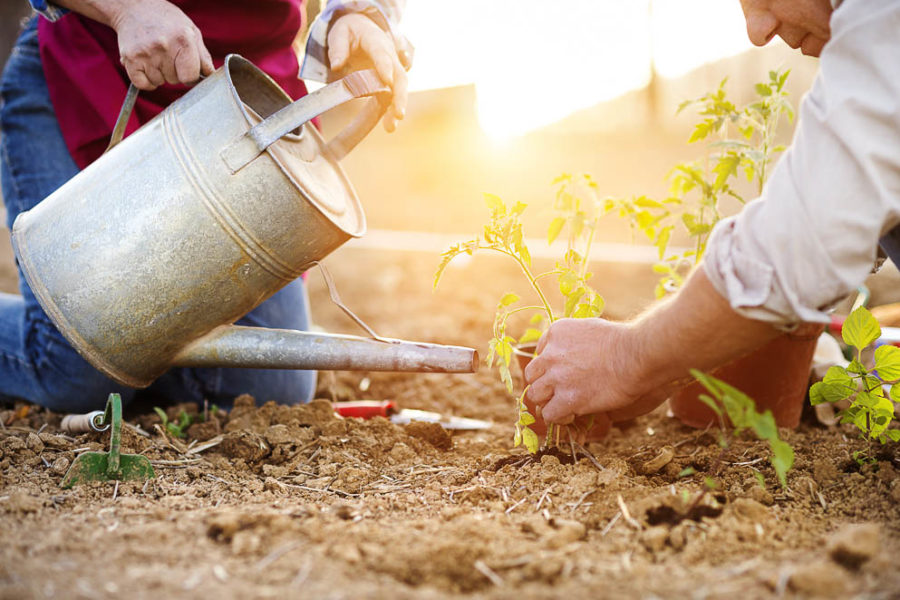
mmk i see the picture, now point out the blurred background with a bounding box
[0,0,820,299]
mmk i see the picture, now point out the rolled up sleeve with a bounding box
[703,0,900,327]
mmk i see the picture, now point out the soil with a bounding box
[2,248,900,600]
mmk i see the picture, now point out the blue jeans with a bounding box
[0,18,316,412]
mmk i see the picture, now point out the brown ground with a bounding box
[1,247,900,600]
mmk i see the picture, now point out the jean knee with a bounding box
[31,334,135,413]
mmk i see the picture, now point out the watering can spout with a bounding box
[172,325,479,374]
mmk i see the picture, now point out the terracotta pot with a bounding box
[670,323,825,429]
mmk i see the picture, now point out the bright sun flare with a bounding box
[401,0,754,141]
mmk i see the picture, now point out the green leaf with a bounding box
[875,345,900,380]
[499,292,520,307]
[547,217,566,245]
[564,287,586,318]
[558,271,579,295]
[891,384,900,404]
[655,226,673,260]
[848,359,868,375]
[769,439,793,488]
[842,306,881,351]
[518,328,543,345]
[713,153,740,189]
[513,427,522,447]
[697,394,723,418]
[678,467,696,478]
[518,411,536,426]
[153,407,169,427]
[511,201,528,216]
[521,427,539,454]
[484,193,505,214]
[810,381,853,405]
[885,429,900,442]
[755,83,772,97]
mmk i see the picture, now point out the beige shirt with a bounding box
[703,0,900,326]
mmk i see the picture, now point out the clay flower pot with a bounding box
[670,323,825,429]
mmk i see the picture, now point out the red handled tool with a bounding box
[333,400,491,430]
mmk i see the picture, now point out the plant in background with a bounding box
[691,369,794,488]
[434,178,605,453]
[810,306,900,464]
[606,69,794,297]
[154,407,200,439]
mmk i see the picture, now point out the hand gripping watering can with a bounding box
[11,55,477,388]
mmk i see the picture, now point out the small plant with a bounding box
[606,69,794,296]
[810,306,900,464]
[434,179,605,453]
[153,407,200,439]
[691,369,794,488]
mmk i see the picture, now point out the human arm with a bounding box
[524,268,781,424]
[34,0,213,90]
[301,0,413,132]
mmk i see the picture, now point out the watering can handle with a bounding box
[220,69,390,173]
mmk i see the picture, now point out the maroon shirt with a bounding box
[38,1,308,169]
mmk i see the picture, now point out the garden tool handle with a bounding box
[221,68,390,173]
[61,410,109,434]
[105,83,140,153]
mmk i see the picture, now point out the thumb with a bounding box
[328,25,350,70]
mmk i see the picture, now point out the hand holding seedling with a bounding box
[525,269,781,425]
[328,13,411,132]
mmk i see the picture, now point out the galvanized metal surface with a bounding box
[12,55,477,387]
[174,326,479,373]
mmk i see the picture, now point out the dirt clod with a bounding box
[789,561,848,597]
[640,445,674,475]
[827,523,880,569]
[405,421,452,451]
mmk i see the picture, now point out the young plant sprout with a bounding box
[434,180,605,453]
[607,69,794,297]
[692,370,794,488]
[810,306,900,464]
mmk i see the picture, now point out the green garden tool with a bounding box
[61,393,155,488]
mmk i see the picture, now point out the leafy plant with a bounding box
[434,180,606,453]
[153,407,200,439]
[692,369,794,488]
[810,306,900,463]
[606,69,794,297]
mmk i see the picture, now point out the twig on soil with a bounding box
[112,480,119,501]
[505,497,527,515]
[536,486,554,510]
[281,483,360,498]
[255,541,302,571]
[600,513,621,537]
[574,442,605,471]
[817,491,828,511]
[205,474,229,484]
[616,494,641,530]
[290,557,313,588]
[727,457,765,466]
[474,560,504,587]
[37,423,47,434]
[124,422,150,438]
[185,436,223,455]
[150,458,202,467]
[568,488,597,513]
[41,455,50,468]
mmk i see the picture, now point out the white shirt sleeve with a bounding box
[703,0,900,327]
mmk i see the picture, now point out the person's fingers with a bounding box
[197,32,214,76]
[541,394,576,424]
[328,22,351,71]
[159,52,181,85]
[125,63,155,90]
[523,354,545,386]
[359,31,395,89]
[386,54,407,124]
[173,45,200,84]
[524,377,553,408]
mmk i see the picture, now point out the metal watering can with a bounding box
[11,55,477,388]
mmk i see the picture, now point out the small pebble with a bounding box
[790,560,847,596]
[50,457,70,477]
